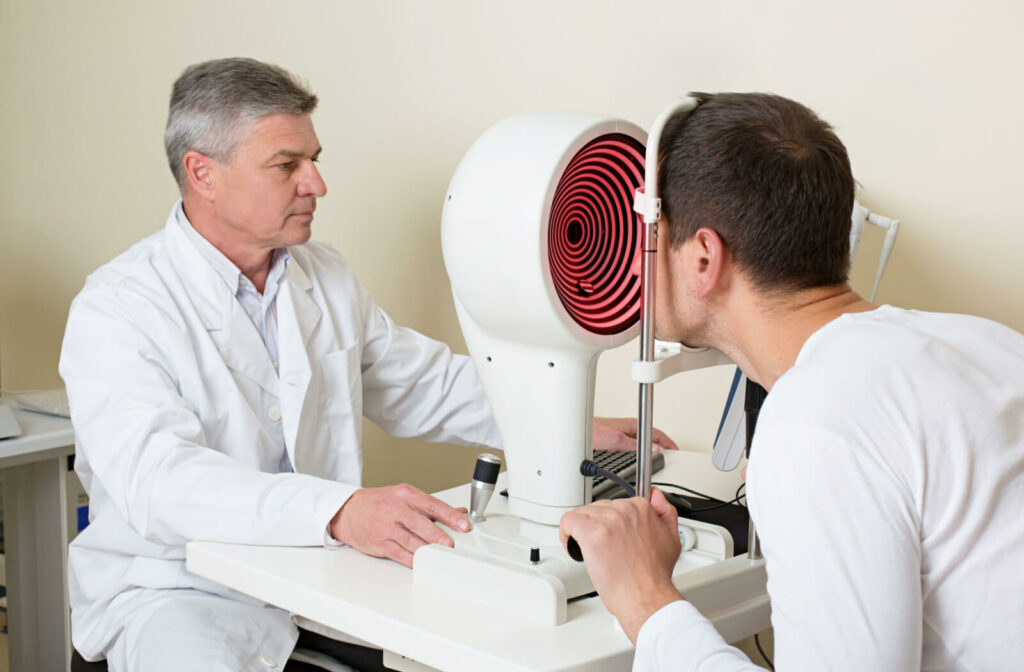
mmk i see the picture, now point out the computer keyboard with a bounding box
[591,449,665,500]
[499,449,666,501]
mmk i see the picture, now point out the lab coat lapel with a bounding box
[276,257,321,463]
[165,215,279,397]
[212,300,281,397]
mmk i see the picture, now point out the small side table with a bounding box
[0,399,75,672]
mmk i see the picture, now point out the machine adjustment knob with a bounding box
[677,523,697,552]
[472,453,501,485]
[469,453,502,522]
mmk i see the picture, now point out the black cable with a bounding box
[592,468,748,512]
[649,480,747,513]
[755,633,774,670]
[688,493,746,513]
[579,460,636,497]
[652,481,731,505]
[735,482,747,508]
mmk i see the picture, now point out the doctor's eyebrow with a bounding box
[266,147,323,163]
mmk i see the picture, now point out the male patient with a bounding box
[561,93,1024,671]
[60,57,674,671]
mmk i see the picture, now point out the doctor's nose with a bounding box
[298,162,327,198]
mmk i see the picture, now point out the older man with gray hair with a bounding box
[60,56,491,671]
[61,57,669,672]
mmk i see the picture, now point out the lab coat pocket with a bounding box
[320,344,363,453]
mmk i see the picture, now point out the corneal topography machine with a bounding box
[415,106,769,634]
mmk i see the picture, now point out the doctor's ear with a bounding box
[182,151,216,199]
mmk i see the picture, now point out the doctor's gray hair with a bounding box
[164,57,318,191]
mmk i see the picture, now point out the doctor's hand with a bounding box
[593,417,679,452]
[559,488,683,643]
[329,484,470,568]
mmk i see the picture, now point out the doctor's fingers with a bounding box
[378,538,415,568]
[381,522,450,568]
[398,510,457,550]
[651,428,680,451]
[594,417,678,450]
[400,486,471,533]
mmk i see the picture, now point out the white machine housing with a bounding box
[419,108,764,632]
[442,112,646,525]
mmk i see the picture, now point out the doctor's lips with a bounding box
[291,203,317,219]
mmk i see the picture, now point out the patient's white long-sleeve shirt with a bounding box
[634,306,1024,671]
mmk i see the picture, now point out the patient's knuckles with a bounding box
[589,524,616,547]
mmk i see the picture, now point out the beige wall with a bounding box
[2,0,1023,494]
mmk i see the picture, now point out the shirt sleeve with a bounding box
[747,417,922,671]
[633,600,761,672]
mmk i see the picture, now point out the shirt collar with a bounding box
[260,248,291,302]
[173,200,290,295]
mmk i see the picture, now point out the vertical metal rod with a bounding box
[634,97,699,502]
[636,218,658,499]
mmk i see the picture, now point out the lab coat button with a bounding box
[268,406,282,422]
[261,656,277,668]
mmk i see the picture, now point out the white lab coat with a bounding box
[59,204,500,668]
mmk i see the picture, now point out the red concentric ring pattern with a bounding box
[548,133,645,335]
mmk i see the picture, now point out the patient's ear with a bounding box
[691,227,727,298]
[182,151,216,201]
